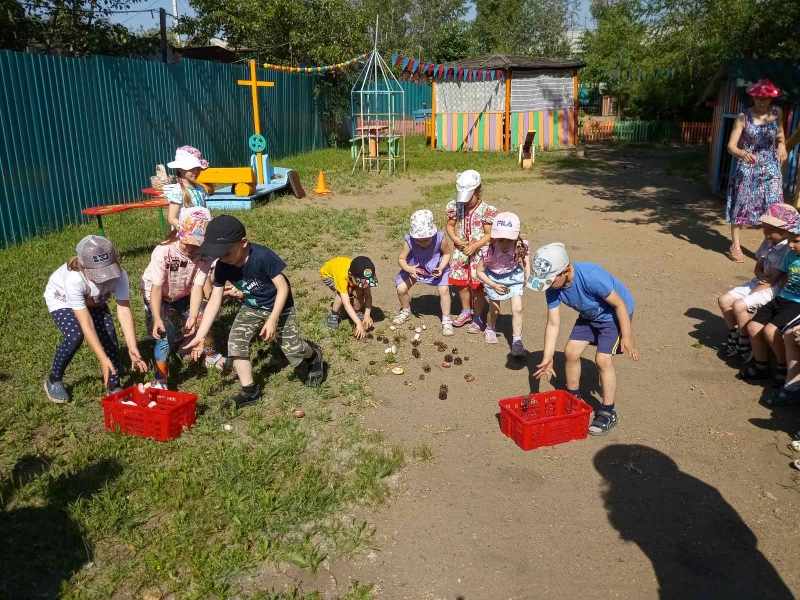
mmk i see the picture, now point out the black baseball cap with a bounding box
[348,256,378,287]
[200,215,246,258]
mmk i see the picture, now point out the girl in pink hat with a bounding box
[164,145,211,229]
[725,79,788,263]
[476,211,530,356]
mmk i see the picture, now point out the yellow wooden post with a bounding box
[237,59,274,185]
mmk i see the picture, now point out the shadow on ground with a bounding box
[595,444,793,599]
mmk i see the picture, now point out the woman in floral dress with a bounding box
[726,79,788,262]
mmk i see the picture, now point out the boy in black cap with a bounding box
[184,215,324,407]
[319,255,377,339]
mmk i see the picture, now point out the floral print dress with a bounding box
[445,200,497,286]
[726,108,784,226]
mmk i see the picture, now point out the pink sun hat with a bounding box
[491,211,521,239]
[746,79,781,98]
[760,203,799,229]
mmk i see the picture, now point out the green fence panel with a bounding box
[0,50,324,247]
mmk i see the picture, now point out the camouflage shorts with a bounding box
[228,305,312,367]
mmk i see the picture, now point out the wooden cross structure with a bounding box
[237,59,274,185]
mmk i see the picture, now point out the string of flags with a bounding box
[262,53,368,74]
[390,52,505,82]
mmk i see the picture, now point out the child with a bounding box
[184,216,324,408]
[43,236,148,403]
[320,256,377,340]
[739,227,800,392]
[717,203,797,360]
[476,212,530,356]
[164,146,210,229]
[445,169,496,333]
[530,243,638,435]
[141,208,223,388]
[393,209,453,335]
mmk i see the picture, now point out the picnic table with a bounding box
[355,124,389,157]
[82,188,169,238]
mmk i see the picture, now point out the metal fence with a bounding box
[0,50,328,247]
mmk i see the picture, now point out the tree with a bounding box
[520,0,576,57]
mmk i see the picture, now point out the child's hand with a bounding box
[260,316,278,342]
[152,318,166,340]
[621,336,640,361]
[405,266,420,279]
[533,358,555,380]
[128,348,148,373]
[431,267,442,278]
[183,316,197,337]
[453,238,467,250]
[182,335,203,358]
[362,314,374,330]
[100,356,117,387]
[492,283,508,295]
[190,345,204,362]
[354,322,367,340]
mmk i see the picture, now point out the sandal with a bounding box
[589,410,619,436]
[766,386,800,407]
[738,361,770,382]
[727,246,745,263]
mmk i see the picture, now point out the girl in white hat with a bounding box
[445,169,497,332]
[393,209,454,335]
[476,211,530,355]
[164,145,210,229]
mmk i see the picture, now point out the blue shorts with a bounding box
[569,317,629,355]
[484,266,525,301]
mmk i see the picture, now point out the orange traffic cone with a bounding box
[314,170,331,195]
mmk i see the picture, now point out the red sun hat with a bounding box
[746,79,781,98]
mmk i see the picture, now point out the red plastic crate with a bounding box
[102,386,197,442]
[498,390,591,450]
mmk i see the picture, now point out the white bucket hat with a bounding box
[491,212,520,239]
[167,146,207,171]
[456,169,481,203]
[409,209,437,239]
[528,242,570,291]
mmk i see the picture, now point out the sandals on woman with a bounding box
[727,245,745,263]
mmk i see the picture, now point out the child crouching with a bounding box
[320,256,377,339]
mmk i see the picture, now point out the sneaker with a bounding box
[484,328,498,344]
[442,321,454,336]
[151,381,168,390]
[393,309,411,325]
[204,351,226,371]
[305,342,325,387]
[326,312,340,329]
[466,316,485,334]
[43,378,70,404]
[452,310,472,327]
[230,384,262,409]
[589,409,618,436]
[510,339,527,357]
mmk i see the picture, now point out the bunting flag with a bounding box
[262,53,368,74]
[390,51,506,82]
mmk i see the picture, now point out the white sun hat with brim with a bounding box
[409,209,437,239]
[528,242,570,291]
[167,147,206,171]
[456,169,481,203]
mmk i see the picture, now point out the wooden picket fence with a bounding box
[580,119,711,145]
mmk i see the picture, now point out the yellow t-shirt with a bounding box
[320,256,352,294]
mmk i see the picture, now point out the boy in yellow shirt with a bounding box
[320,256,376,339]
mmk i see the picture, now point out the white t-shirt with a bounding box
[44,264,130,312]
[754,239,789,282]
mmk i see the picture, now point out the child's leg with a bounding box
[486,299,500,330]
[276,307,315,368]
[50,309,85,382]
[764,323,786,364]
[472,287,486,319]
[457,286,471,314]
[227,305,266,388]
[746,319,769,361]
[437,284,452,321]
[396,278,414,311]
[511,295,523,339]
[733,299,753,330]
[90,305,122,388]
[783,328,800,388]
[564,339,589,393]
[718,291,738,328]
[595,352,616,406]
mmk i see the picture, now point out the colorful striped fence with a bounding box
[510,108,577,150]
[435,113,504,151]
[581,119,711,145]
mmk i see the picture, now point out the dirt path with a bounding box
[278,149,800,599]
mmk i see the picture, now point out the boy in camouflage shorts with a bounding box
[184,216,324,408]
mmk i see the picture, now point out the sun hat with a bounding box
[760,203,799,229]
[456,169,481,204]
[409,209,437,239]
[527,242,570,292]
[76,235,122,284]
[178,207,212,246]
[167,145,209,171]
[491,212,520,240]
[199,215,246,258]
[746,79,781,98]
[349,256,378,287]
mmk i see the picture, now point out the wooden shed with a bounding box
[703,60,800,202]
[432,55,584,152]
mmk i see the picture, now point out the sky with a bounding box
[112,0,594,36]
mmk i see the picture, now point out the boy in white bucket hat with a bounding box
[530,242,638,435]
[476,211,530,356]
[163,145,210,229]
[393,209,454,334]
[445,169,497,332]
